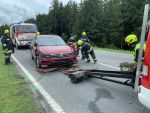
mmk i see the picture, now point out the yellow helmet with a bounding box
[4,29,9,34]
[125,34,137,44]
[77,40,83,46]
[36,32,40,36]
[82,32,86,36]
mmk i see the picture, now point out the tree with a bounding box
[0,24,9,36]
[73,0,104,45]
[103,0,123,48]
[25,0,150,49]
[24,18,36,24]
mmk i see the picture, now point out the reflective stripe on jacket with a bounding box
[81,42,93,53]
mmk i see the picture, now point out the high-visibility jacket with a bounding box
[1,34,14,54]
[132,42,146,63]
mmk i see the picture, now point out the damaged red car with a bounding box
[31,35,77,68]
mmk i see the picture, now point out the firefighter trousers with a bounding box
[4,50,12,65]
[81,49,86,60]
[85,49,97,62]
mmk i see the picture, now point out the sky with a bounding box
[0,0,80,25]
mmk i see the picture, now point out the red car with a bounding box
[31,35,77,68]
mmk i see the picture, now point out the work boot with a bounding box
[8,57,11,63]
[5,58,9,65]
[86,59,90,63]
[94,59,97,64]
[81,56,85,60]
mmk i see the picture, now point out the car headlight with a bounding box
[41,54,52,58]
[66,52,75,57]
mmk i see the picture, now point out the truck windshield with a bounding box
[38,36,66,46]
[18,25,37,33]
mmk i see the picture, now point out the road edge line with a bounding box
[98,62,120,70]
[94,49,131,55]
[12,55,66,113]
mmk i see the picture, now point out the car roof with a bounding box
[11,23,36,27]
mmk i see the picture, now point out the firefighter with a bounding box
[1,29,14,65]
[36,32,40,37]
[81,32,89,42]
[78,40,97,63]
[125,34,146,65]
[124,34,146,84]
[79,32,88,60]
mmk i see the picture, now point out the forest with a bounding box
[1,0,150,49]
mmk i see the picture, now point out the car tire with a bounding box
[68,62,73,67]
[36,58,41,69]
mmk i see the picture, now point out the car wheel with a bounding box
[36,58,41,68]
[68,62,73,67]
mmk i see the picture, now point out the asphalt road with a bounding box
[13,48,150,113]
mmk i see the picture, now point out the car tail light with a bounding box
[141,64,150,90]
[142,65,148,76]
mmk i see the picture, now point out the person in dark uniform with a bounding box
[125,34,146,65]
[81,32,89,42]
[77,40,97,63]
[1,29,14,65]
[80,32,90,60]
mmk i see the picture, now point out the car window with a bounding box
[37,36,66,46]
[18,25,37,33]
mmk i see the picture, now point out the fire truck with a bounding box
[138,20,150,109]
[10,23,38,49]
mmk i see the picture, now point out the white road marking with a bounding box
[12,55,66,113]
[94,49,131,55]
[97,62,120,70]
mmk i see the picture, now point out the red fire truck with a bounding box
[138,26,150,109]
[10,23,38,49]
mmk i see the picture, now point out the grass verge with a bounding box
[94,47,131,54]
[0,49,42,113]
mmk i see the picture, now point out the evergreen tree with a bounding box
[25,0,150,49]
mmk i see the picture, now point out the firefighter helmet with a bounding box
[4,29,9,34]
[77,40,83,46]
[82,32,86,36]
[125,34,137,44]
[36,32,40,36]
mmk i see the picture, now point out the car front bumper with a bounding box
[39,56,77,66]
[18,41,32,46]
[138,85,150,109]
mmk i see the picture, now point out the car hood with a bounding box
[39,45,73,54]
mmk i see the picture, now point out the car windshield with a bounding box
[38,36,66,46]
[18,25,37,33]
